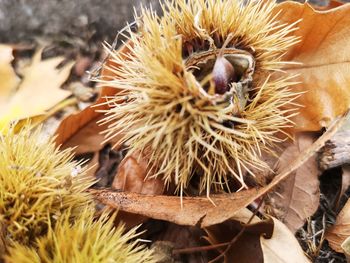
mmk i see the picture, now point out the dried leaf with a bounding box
[61,115,107,154]
[341,236,350,262]
[326,198,350,252]
[0,48,73,129]
[54,93,111,146]
[112,151,165,195]
[268,133,320,233]
[275,2,350,131]
[0,44,19,103]
[89,112,347,227]
[54,44,130,146]
[111,152,166,227]
[260,217,310,263]
[89,188,262,227]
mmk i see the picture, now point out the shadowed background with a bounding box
[0,0,343,43]
[0,0,160,42]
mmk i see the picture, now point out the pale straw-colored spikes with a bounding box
[100,0,300,195]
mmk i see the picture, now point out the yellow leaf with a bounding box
[0,48,74,131]
[0,44,20,103]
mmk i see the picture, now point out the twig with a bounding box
[208,196,265,263]
[173,242,231,255]
[172,197,266,259]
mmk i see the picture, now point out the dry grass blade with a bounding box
[99,0,301,195]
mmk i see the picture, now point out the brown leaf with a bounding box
[114,151,165,228]
[60,115,107,154]
[54,44,131,146]
[326,198,350,252]
[260,217,310,263]
[274,2,350,131]
[89,188,262,227]
[112,151,165,195]
[268,133,321,233]
[54,97,112,147]
[89,112,347,227]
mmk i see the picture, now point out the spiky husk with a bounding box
[5,208,155,263]
[0,126,95,245]
[100,0,300,195]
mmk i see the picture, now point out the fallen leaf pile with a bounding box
[1,0,350,262]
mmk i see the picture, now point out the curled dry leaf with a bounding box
[61,115,108,154]
[0,48,74,130]
[275,2,350,131]
[260,217,310,263]
[326,198,350,253]
[59,112,122,185]
[89,188,262,227]
[113,151,164,195]
[267,133,320,233]
[54,44,131,146]
[112,151,165,228]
